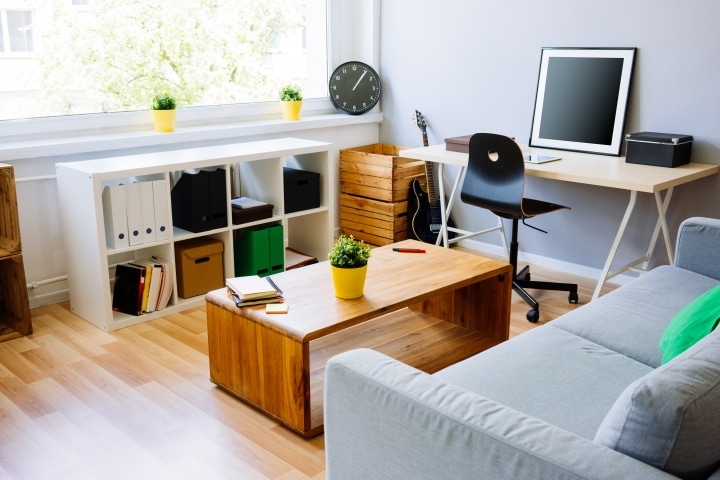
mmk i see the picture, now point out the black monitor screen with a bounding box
[529,48,636,156]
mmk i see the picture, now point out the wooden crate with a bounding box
[340,144,426,202]
[0,254,31,337]
[0,164,21,258]
[340,193,409,246]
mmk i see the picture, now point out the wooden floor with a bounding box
[0,255,618,479]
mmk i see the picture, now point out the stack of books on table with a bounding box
[225,275,284,308]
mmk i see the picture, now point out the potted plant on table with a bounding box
[151,92,177,132]
[328,234,372,299]
[279,85,303,121]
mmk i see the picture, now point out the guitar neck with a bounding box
[424,160,439,206]
[420,129,438,206]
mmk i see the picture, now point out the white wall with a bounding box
[378,0,720,272]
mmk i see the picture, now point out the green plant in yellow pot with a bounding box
[328,234,372,299]
[151,93,177,132]
[279,85,303,121]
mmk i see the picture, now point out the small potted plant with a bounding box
[328,234,372,299]
[151,92,177,132]
[279,85,303,121]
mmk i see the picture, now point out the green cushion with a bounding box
[659,284,720,364]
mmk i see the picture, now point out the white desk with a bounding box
[399,144,720,299]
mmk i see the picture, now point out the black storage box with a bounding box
[625,132,693,168]
[283,167,320,213]
[171,169,227,232]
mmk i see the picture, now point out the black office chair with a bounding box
[460,133,578,322]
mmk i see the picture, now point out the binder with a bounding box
[130,262,152,313]
[151,256,174,311]
[171,170,210,233]
[152,180,171,241]
[101,184,129,249]
[125,182,144,246]
[234,227,270,277]
[139,181,157,243]
[132,259,163,313]
[111,263,146,316]
[171,169,227,233]
[208,169,228,230]
[268,224,284,275]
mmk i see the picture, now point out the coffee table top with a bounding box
[205,240,510,342]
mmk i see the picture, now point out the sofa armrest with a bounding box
[325,349,676,480]
[675,217,720,280]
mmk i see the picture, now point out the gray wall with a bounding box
[378,0,720,271]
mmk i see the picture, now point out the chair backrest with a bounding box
[460,133,525,218]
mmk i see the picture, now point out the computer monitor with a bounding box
[529,47,636,156]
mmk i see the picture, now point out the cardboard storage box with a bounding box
[339,193,408,246]
[340,144,425,202]
[283,167,320,213]
[174,237,224,298]
[625,132,693,168]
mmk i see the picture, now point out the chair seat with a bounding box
[493,198,570,220]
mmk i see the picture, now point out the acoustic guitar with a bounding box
[409,110,455,244]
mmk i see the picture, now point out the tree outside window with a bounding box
[0,0,327,120]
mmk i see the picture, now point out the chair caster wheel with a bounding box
[569,292,579,304]
[526,309,540,323]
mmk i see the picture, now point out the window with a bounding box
[1,9,34,53]
[0,1,327,121]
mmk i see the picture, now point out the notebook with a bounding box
[524,154,561,164]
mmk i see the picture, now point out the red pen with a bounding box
[393,248,425,253]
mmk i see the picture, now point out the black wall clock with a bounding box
[329,61,381,115]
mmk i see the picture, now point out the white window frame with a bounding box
[1,8,35,54]
[0,0,380,162]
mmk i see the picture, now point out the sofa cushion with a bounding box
[659,284,720,364]
[551,265,719,368]
[594,328,720,479]
[434,325,653,439]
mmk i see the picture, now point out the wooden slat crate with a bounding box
[0,254,32,337]
[340,144,426,202]
[0,164,21,258]
[340,193,409,246]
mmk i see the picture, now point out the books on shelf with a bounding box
[226,275,284,307]
[111,263,146,316]
[111,256,174,316]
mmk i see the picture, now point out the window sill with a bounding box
[0,110,383,162]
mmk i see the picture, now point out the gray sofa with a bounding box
[324,217,720,480]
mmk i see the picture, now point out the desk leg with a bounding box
[437,163,508,255]
[437,163,449,247]
[643,188,675,269]
[593,190,637,300]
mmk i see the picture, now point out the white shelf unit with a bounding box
[56,137,333,331]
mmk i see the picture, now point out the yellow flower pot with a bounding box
[331,264,368,299]
[281,100,302,121]
[152,109,176,132]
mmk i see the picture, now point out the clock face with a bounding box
[329,61,381,115]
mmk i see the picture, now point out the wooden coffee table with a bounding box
[205,239,512,437]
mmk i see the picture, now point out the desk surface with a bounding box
[399,144,720,193]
